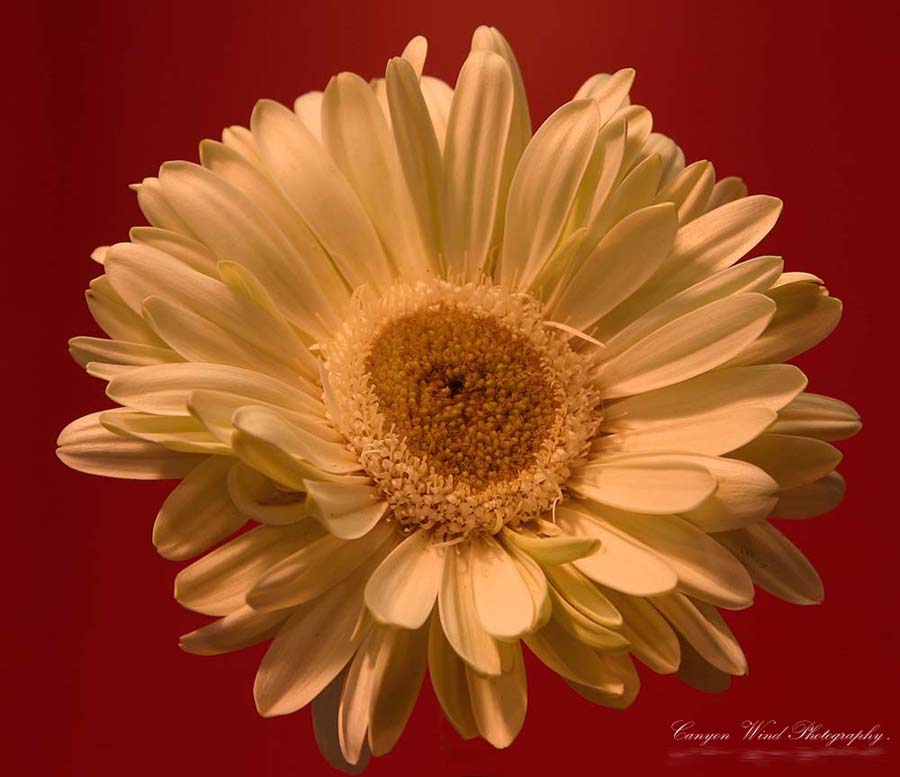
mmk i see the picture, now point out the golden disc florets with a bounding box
[323,280,600,542]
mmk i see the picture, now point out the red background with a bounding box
[6,1,897,774]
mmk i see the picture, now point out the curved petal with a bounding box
[770,393,861,442]
[470,537,535,640]
[304,479,388,540]
[179,605,289,656]
[465,641,527,748]
[731,433,842,489]
[772,472,846,519]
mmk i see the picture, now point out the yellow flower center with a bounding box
[366,305,558,490]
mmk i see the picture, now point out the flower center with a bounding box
[366,305,558,490]
[323,280,600,542]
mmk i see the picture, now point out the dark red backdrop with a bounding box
[6,1,896,775]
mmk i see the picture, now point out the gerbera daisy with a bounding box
[58,26,860,772]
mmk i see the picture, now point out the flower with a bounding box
[58,26,860,772]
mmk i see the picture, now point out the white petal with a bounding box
[594,506,755,609]
[705,176,748,212]
[313,671,371,774]
[427,615,478,739]
[770,393,861,442]
[420,77,453,150]
[131,176,196,236]
[179,605,289,656]
[552,203,678,331]
[365,531,442,629]
[385,57,443,270]
[85,276,164,346]
[596,405,776,456]
[246,522,395,613]
[501,527,601,565]
[525,618,624,694]
[772,472,846,519]
[727,279,842,366]
[715,521,824,604]
[56,412,202,480]
[731,433,842,489]
[470,537,534,640]
[254,570,368,716]
[321,72,429,281]
[651,593,747,674]
[602,364,806,432]
[441,50,514,279]
[293,91,324,139]
[500,100,600,290]
[594,293,776,398]
[655,160,716,223]
[570,453,717,514]
[465,641,527,748]
[152,455,246,560]
[555,505,678,596]
[226,461,309,525]
[601,587,680,674]
[438,545,503,676]
[250,99,393,291]
[543,564,622,627]
[130,226,219,277]
[574,68,635,122]
[303,479,387,540]
[69,337,182,371]
[175,521,324,615]
[587,153,662,239]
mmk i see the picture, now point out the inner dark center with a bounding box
[365,304,558,489]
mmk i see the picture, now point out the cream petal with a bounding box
[714,521,824,604]
[198,141,349,310]
[85,276,165,347]
[313,671,371,774]
[705,176,748,212]
[499,100,600,290]
[602,364,806,432]
[601,587,681,674]
[250,99,393,292]
[420,76,453,150]
[158,160,337,339]
[438,545,503,676]
[153,456,245,559]
[574,68,635,122]
[676,636,731,692]
[772,472,846,519]
[69,336,182,370]
[594,293,776,398]
[469,537,535,640]
[578,117,628,233]
[254,569,368,717]
[293,91,324,139]
[226,461,310,525]
[727,279,842,366]
[175,521,324,616]
[639,132,685,185]
[544,563,622,627]
[503,543,552,631]
[465,641,527,748]
[570,453,717,514]
[555,505,678,596]
[731,433,842,489]
[441,50,514,280]
[99,409,226,455]
[618,105,653,171]
[592,506,755,610]
[246,521,395,613]
[501,527,601,565]
[322,72,428,281]
[179,605,289,656]
[366,623,429,757]
[770,393,861,442]
[337,628,378,765]
[566,654,640,710]
[365,531,442,629]
[651,593,747,675]
[549,590,631,653]
[595,405,776,457]
[655,160,716,224]
[231,405,362,490]
[56,412,202,480]
[131,176,196,236]
[587,153,662,239]
[304,479,388,540]
[385,57,443,270]
[427,615,478,739]
[221,124,265,168]
[107,363,318,417]
[130,226,220,277]
[596,255,784,351]
[189,388,334,451]
[552,203,677,331]
[524,618,624,694]
[680,455,779,532]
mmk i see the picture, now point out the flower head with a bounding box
[58,27,859,772]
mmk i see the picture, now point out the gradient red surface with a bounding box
[7,1,897,775]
